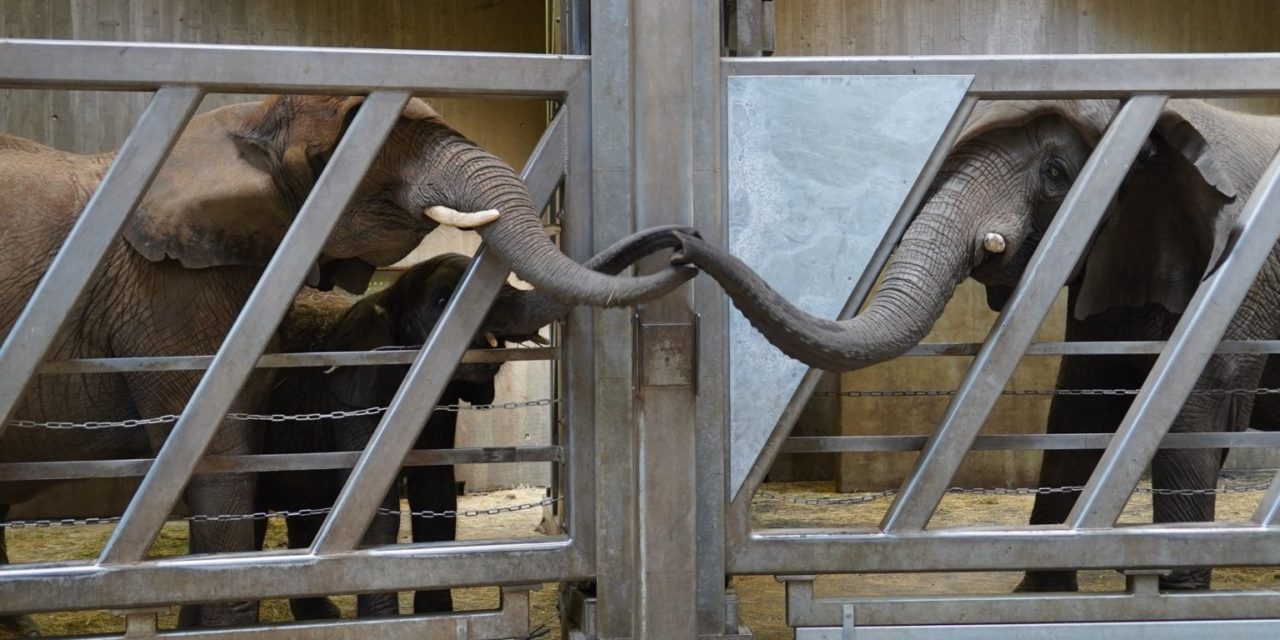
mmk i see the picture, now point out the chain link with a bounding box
[754,482,1273,506]
[0,496,560,529]
[8,398,558,430]
[819,387,1280,398]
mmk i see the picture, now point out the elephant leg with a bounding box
[1016,352,1147,593]
[1150,447,1221,590]
[354,488,402,618]
[407,411,460,614]
[0,505,39,637]
[283,508,342,621]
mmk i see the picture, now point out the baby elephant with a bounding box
[259,226,695,619]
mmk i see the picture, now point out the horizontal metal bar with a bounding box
[790,587,1280,628]
[906,340,1280,357]
[77,588,532,640]
[36,347,559,375]
[781,432,1280,453]
[725,54,1280,98]
[730,524,1280,575]
[0,447,563,482]
[0,541,580,615]
[795,619,1280,640]
[0,39,586,96]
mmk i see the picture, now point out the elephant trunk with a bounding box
[437,141,693,308]
[671,198,976,372]
[483,225,698,337]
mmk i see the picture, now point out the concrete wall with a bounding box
[769,0,1280,490]
[3,0,553,518]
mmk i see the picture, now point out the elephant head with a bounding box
[126,95,693,302]
[671,99,1242,371]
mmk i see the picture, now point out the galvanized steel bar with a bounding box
[631,0,701,635]
[730,96,980,511]
[0,541,576,615]
[1070,147,1280,529]
[1252,472,1280,525]
[905,339,1280,357]
[781,432,1280,453]
[310,246,508,554]
[794,619,1280,640]
[0,39,584,97]
[0,86,203,441]
[0,446,564,482]
[725,54,1280,98]
[36,347,558,375]
[879,95,1167,533]
[731,524,1280,575]
[98,91,412,565]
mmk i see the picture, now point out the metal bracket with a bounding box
[725,0,776,57]
[1124,568,1173,596]
[635,313,700,393]
[113,607,166,639]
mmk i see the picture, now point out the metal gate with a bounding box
[1,1,1280,639]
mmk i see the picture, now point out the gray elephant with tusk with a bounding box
[258,224,693,619]
[0,94,695,630]
[668,98,1280,591]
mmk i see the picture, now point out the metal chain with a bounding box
[754,482,1273,506]
[8,398,559,430]
[819,387,1280,398]
[0,496,560,529]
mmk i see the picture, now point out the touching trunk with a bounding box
[669,204,975,372]
[483,225,696,336]
[442,143,693,307]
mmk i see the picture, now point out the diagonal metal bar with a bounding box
[880,95,1168,533]
[730,95,980,509]
[309,246,509,554]
[0,86,203,441]
[1070,147,1280,529]
[98,90,411,564]
[309,114,567,554]
[1253,468,1280,525]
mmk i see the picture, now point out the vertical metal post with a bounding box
[589,1,640,635]
[632,0,700,636]
[1070,146,1280,528]
[879,95,1167,533]
[101,91,411,564]
[693,0,729,635]
[0,86,203,440]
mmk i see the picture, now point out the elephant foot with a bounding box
[177,601,259,628]
[289,597,342,621]
[0,613,39,637]
[1013,571,1078,593]
[356,593,399,618]
[413,588,453,614]
[1159,568,1211,591]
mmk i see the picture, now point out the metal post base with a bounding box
[781,575,1280,639]
[560,585,753,639]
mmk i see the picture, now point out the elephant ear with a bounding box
[323,293,409,408]
[1073,105,1238,321]
[124,96,364,269]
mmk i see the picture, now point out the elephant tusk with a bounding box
[424,205,501,229]
[484,332,501,348]
[983,232,1007,254]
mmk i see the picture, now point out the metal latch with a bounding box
[635,313,700,393]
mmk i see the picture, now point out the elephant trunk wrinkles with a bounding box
[439,143,693,307]
[673,202,974,372]
[483,225,699,336]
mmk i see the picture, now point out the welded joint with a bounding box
[1124,569,1172,596]
[841,604,857,640]
[114,608,165,639]
[780,575,820,626]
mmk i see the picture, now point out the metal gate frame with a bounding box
[0,39,597,637]
[4,2,1280,639]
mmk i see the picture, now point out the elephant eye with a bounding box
[1041,158,1072,195]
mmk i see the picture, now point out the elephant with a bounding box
[257,225,689,619]
[0,94,693,629]
[666,98,1280,591]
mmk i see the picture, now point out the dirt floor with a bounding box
[6,476,1280,639]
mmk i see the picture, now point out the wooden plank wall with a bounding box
[768,0,1280,489]
[1,1,553,516]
